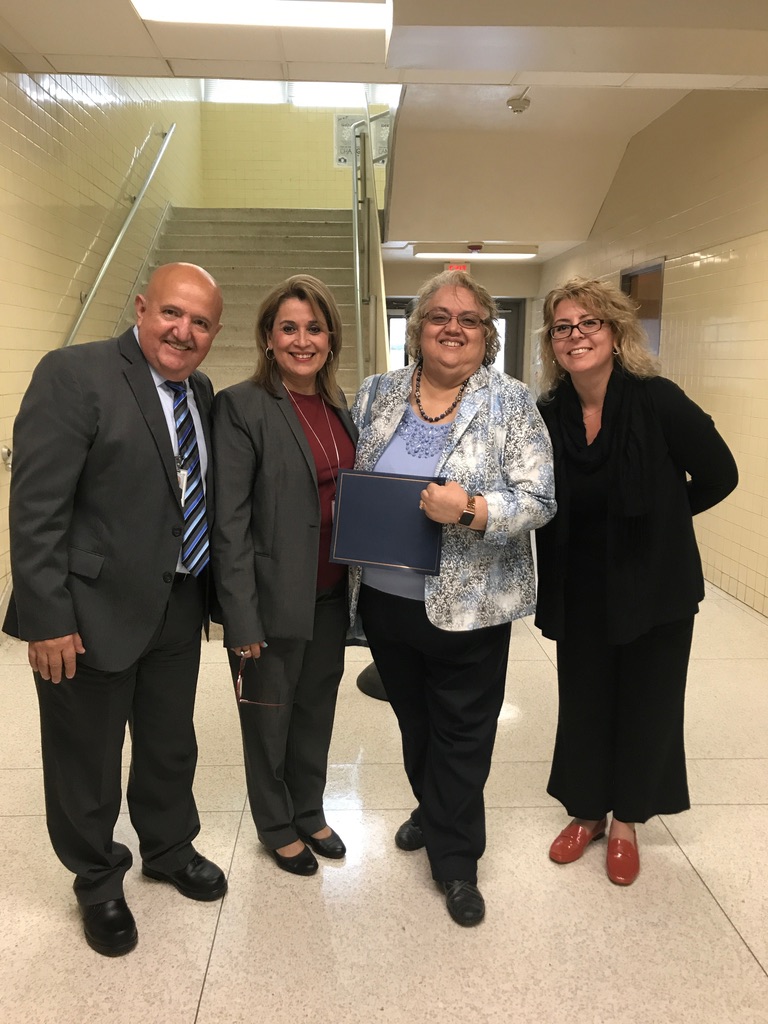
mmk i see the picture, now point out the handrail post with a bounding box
[350,117,366,385]
[63,123,177,347]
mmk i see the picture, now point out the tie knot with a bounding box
[165,380,187,396]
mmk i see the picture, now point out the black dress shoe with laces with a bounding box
[268,844,319,876]
[80,897,138,957]
[441,880,485,927]
[395,818,425,851]
[142,852,227,901]
[297,828,346,859]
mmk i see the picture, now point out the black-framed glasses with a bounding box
[424,310,487,329]
[234,653,285,707]
[549,318,606,340]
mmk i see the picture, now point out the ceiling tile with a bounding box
[286,61,397,82]
[49,55,172,76]
[167,59,286,79]
[280,27,385,63]
[146,23,283,61]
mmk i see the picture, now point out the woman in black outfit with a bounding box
[535,277,738,886]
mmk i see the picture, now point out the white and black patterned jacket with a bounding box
[349,363,557,632]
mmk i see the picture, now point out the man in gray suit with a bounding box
[5,263,226,956]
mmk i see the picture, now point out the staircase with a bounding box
[130,207,360,397]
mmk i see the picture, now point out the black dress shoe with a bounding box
[142,852,227,901]
[80,898,138,957]
[441,880,485,927]
[268,844,319,876]
[297,827,346,859]
[395,818,425,851]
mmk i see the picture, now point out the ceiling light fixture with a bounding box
[131,0,390,29]
[413,243,538,262]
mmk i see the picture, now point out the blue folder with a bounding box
[330,469,443,575]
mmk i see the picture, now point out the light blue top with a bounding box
[363,404,450,601]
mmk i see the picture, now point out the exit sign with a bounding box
[446,262,469,272]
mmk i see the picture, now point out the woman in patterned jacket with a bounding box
[350,270,556,926]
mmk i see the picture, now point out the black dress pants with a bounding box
[230,584,347,850]
[35,574,205,905]
[359,585,512,884]
[547,617,695,823]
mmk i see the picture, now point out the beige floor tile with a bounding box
[0,812,240,1024]
[1,584,766,1023]
[686,757,768,804]
[685,659,768,758]
[662,806,768,972]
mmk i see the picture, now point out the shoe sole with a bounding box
[141,866,228,901]
[84,931,138,957]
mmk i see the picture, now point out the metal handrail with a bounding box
[62,123,177,347]
[351,109,390,383]
[350,116,367,384]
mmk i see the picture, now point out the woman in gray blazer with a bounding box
[212,275,357,876]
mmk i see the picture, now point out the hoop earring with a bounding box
[613,347,620,356]
[327,350,334,363]
[265,348,274,360]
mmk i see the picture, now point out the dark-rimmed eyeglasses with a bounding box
[425,310,487,329]
[549,318,606,340]
[234,653,285,707]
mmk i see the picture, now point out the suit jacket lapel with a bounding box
[118,330,181,504]
[276,391,319,487]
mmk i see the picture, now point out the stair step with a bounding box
[171,207,353,224]
[165,221,353,238]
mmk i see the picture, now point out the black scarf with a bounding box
[542,369,657,551]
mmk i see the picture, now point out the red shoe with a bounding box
[549,818,607,864]
[606,831,640,885]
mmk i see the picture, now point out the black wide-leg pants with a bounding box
[359,585,512,884]
[230,585,347,850]
[547,617,695,823]
[35,574,205,906]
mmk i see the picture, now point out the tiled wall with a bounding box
[536,91,768,617]
[0,73,204,588]
[200,102,385,209]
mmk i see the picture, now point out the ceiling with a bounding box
[1,0,767,262]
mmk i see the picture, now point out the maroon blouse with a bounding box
[286,391,356,590]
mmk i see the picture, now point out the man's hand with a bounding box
[29,634,86,684]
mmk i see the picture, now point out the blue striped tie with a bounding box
[165,380,210,577]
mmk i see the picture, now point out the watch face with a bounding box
[458,510,475,526]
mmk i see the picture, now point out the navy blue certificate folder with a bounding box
[330,469,443,575]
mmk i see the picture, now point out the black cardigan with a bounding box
[534,375,738,645]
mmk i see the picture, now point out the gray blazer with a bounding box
[4,330,215,672]
[211,380,357,648]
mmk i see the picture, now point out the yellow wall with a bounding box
[0,73,204,586]
[536,91,768,617]
[200,102,385,209]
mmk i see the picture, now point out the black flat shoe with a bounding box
[297,828,346,859]
[269,844,318,876]
[80,897,138,957]
[142,852,227,901]
[441,880,485,927]
[395,818,425,851]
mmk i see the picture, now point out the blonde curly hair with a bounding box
[538,277,659,397]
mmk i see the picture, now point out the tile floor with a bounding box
[0,583,766,1024]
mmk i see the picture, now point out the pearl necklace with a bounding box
[414,363,471,423]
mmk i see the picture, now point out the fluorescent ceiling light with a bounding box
[413,244,538,262]
[132,1,389,29]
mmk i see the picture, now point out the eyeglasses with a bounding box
[424,310,487,329]
[234,653,285,707]
[549,318,607,340]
